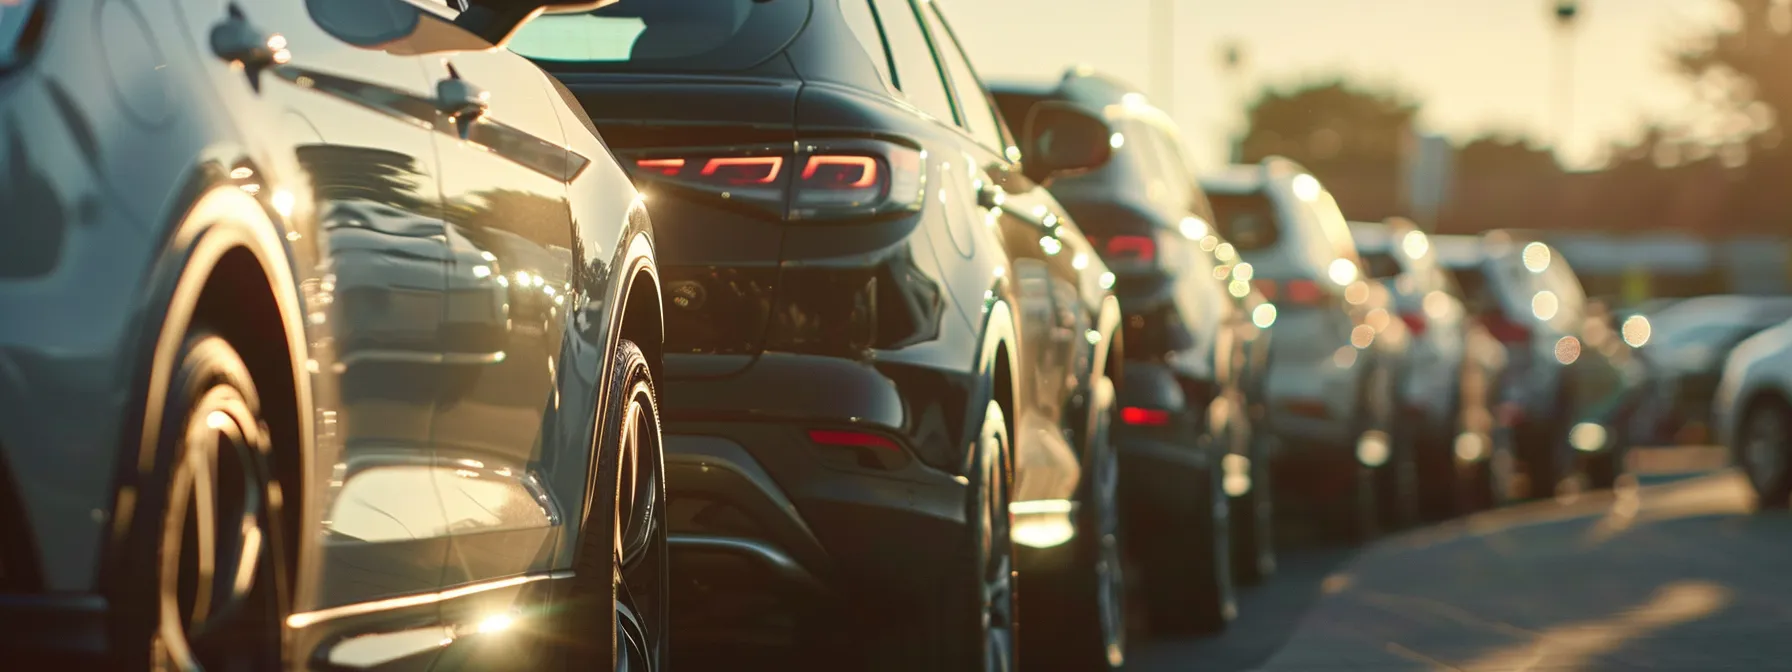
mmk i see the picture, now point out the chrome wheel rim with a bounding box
[615,390,666,672]
[156,386,278,671]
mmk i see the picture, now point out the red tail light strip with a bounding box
[700,156,783,184]
[807,429,901,452]
[1121,407,1171,426]
[802,155,879,187]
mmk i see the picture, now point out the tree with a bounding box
[1440,134,1563,234]
[1238,78,1420,222]
[1673,0,1792,234]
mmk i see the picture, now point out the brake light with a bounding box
[1121,407,1171,426]
[1284,279,1324,305]
[700,157,783,184]
[808,429,900,452]
[1400,312,1427,337]
[1483,313,1531,343]
[628,140,923,220]
[635,158,685,176]
[1105,235,1156,264]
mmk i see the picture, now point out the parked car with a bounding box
[1713,317,1792,509]
[990,70,1267,635]
[1200,159,1401,541]
[1351,218,1472,519]
[1628,295,1792,445]
[1433,231,1638,493]
[1,0,668,668]
[509,1,1125,668]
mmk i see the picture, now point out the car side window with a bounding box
[919,4,1005,151]
[870,0,957,123]
[841,0,895,90]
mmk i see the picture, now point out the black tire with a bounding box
[1414,430,1462,520]
[113,332,290,670]
[1319,461,1380,545]
[1460,433,1516,513]
[1737,398,1792,510]
[559,340,668,671]
[1021,384,1126,671]
[866,400,1016,671]
[1137,459,1235,636]
[1517,419,1570,499]
[1229,425,1276,586]
[1375,435,1419,530]
[1584,446,1626,491]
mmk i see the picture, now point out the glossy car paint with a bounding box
[1201,162,1394,457]
[531,0,1120,624]
[1352,221,1461,439]
[988,70,1266,524]
[0,0,659,664]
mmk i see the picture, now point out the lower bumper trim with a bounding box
[669,534,828,598]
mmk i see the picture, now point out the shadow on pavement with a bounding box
[1127,546,1358,672]
[1251,470,1792,670]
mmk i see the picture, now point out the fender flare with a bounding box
[579,198,659,531]
[106,181,313,589]
[968,293,1021,478]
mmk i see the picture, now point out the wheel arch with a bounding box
[975,298,1020,478]
[105,182,312,595]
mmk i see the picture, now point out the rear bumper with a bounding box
[0,593,108,664]
[663,420,971,603]
[1260,354,1361,451]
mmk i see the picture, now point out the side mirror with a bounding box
[457,0,616,45]
[1021,101,1113,184]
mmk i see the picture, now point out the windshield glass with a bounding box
[1207,191,1280,251]
[507,0,808,71]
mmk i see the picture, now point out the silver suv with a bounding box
[1201,158,1401,540]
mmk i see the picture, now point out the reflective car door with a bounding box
[174,0,458,615]
[920,1,1087,508]
[389,1,582,600]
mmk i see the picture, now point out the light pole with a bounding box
[1552,0,1581,162]
[1149,0,1174,113]
[1219,41,1247,163]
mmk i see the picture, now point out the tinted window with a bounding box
[921,5,1004,149]
[507,0,806,72]
[841,0,894,89]
[1208,192,1282,251]
[871,0,957,122]
[1362,252,1403,280]
[1450,268,1496,315]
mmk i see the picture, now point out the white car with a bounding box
[1713,318,1792,508]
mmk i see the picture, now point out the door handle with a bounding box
[436,65,490,140]
[209,4,290,92]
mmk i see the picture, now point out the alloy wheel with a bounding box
[156,382,282,670]
[614,389,667,672]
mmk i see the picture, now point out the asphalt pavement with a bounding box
[1133,447,1792,671]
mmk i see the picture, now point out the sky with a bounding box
[944,0,1730,172]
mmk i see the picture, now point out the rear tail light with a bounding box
[1104,235,1156,264]
[807,429,900,451]
[1121,407,1171,426]
[1483,313,1532,343]
[627,139,924,221]
[1250,279,1327,306]
[1400,312,1427,337]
